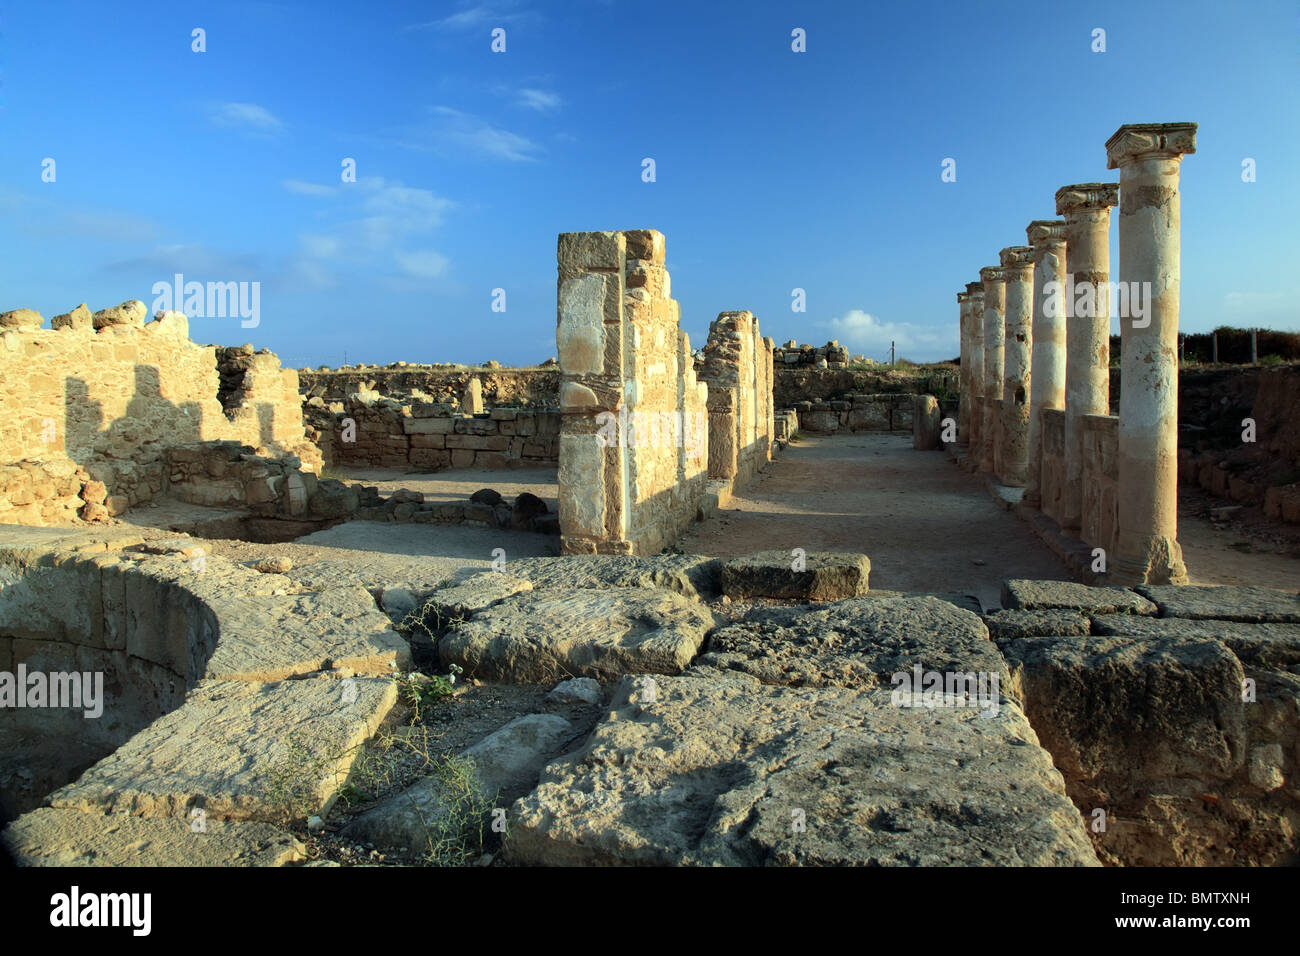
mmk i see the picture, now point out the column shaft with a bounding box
[999,246,1034,486]
[1023,220,1067,509]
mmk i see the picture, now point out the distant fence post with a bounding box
[1212,332,1218,363]
[1251,329,1258,364]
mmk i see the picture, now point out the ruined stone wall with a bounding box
[698,311,774,487]
[304,399,560,471]
[1081,415,1120,558]
[774,365,956,407]
[0,301,318,526]
[298,366,560,409]
[771,340,856,368]
[793,394,918,434]
[555,230,707,556]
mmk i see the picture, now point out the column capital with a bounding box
[966,281,984,298]
[979,266,1005,283]
[1106,122,1198,168]
[1055,183,1119,216]
[1026,219,1067,247]
[999,246,1035,270]
[957,291,970,303]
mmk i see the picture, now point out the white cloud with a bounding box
[826,309,956,362]
[211,102,284,133]
[282,179,336,197]
[405,4,535,31]
[418,106,542,161]
[396,250,450,279]
[517,88,561,112]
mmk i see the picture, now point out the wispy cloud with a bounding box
[211,102,284,134]
[410,105,541,161]
[517,88,561,112]
[0,188,162,243]
[282,178,336,197]
[826,309,955,362]
[405,3,537,32]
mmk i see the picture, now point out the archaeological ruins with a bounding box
[1,122,1298,869]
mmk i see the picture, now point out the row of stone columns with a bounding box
[954,122,1197,585]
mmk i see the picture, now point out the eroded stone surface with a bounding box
[1001,579,1156,615]
[3,808,305,866]
[1136,585,1300,624]
[422,571,533,625]
[48,676,398,822]
[721,550,870,601]
[699,596,1005,689]
[1089,614,1300,667]
[984,608,1091,640]
[510,554,722,600]
[506,673,1097,866]
[440,587,715,682]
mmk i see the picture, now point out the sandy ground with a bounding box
[678,433,1073,611]
[326,465,558,512]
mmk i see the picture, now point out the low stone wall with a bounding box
[0,301,319,527]
[790,394,919,434]
[774,366,957,407]
[772,339,854,368]
[1080,415,1119,558]
[306,401,560,471]
[1039,409,1067,527]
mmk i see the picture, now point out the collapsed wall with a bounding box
[0,301,320,526]
[555,230,708,555]
[698,311,775,487]
[298,365,561,409]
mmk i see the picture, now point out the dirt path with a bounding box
[677,433,1072,611]
[678,432,1298,606]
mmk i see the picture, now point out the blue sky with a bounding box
[2,0,1296,367]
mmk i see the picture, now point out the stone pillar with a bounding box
[1023,220,1068,510]
[1106,123,1197,585]
[978,266,1005,474]
[998,246,1034,486]
[957,291,972,446]
[965,282,985,457]
[1055,183,1119,531]
[464,377,484,414]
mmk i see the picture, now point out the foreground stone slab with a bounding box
[48,676,398,822]
[1090,614,1300,667]
[510,554,722,600]
[421,571,533,626]
[699,596,1006,689]
[201,586,410,681]
[1000,635,1246,782]
[984,609,1091,640]
[506,673,1097,866]
[3,808,305,866]
[440,588,715,682]
[1136,585,1300,624]
[1001,579,1156,616]
[721,550,870,601]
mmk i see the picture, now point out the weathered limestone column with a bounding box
[1106,123,1197,585]
[957,291,972,445]
[1023,220,1067,509]
[464,377,484,414]
[998,246,1034,486]
[965,281,985,457]
[978,266,1005,474]
[1055,183,1119,531]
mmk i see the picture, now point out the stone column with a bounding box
[965,282,985,458]
[998,246,1034,486]
[1106,123,1197,585]
[957,291,972,446]
[1023,220,1067,509]
[1055,183,1119,531]
[978,266,1005,474]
